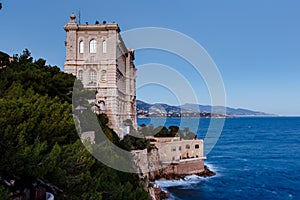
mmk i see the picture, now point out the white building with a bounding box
[64,14,137,138]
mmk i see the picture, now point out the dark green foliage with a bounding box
[119,121,150,151]
[0,51,9,67]
[97,114,121,145]
[0,185,10,200]
[0,50,149,199]
[121,134,150,151]
[0,49,75,103]
[140,124,197,139]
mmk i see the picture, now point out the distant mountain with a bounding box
[136,100,272,118]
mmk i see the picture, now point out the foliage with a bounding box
[140,124,197,139]
[0,185,10,200]
[0,49,75,103]
[0,50,149,199]
[0,51,10,67]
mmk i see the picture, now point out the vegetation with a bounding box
[0,50,149,199]
[120,121,150,151]
[140,124,197,139]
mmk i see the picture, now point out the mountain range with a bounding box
[136,100,272,118]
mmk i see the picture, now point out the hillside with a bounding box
[137,100,272,118]
[0,50,149,199]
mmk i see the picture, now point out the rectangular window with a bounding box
[90,40,97,53]
[89,70,96,81]
[78,70,83,80]
[90,56,95,62]
[79,41,84,53]
[102,40,107,53]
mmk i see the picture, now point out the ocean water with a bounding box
[138,117,300,200]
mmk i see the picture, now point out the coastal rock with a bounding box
[150,164,215,181]
[196,165,216,177]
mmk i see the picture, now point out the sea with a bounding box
[137,117,300,200]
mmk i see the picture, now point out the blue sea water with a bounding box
[138,117,300,200]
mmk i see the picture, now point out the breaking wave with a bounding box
[155,174,203,188]
[155,163,219,189]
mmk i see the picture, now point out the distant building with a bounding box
[64,14,137,138]
[132,137,206,178]
[151,137,205,164]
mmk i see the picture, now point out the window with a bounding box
[78,70,83,80]
[195,144,200,149]
[172,147,176,152]
[89,70,96,81]
[89,39,97,53]
[102,40,107,53]
[90,56,95,62]
[79,41,84,53]
[101,70,107,81]
[179,146,182,151]
[186,144,190,149]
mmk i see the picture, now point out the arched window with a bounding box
[78,70,83,80]
[89,39,97,53]
[186,144,190,149]
[79,41,84,53]
[101,70,107,81]
[195,144,200,149]
[89,70,96,81]
[102,40,107,53]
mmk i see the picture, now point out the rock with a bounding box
[196,165,216,177]
[153,186,169,200]
[150,164,216,181]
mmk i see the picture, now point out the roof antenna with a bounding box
[78,10,81,24]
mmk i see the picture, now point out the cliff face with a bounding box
[149,159,205,181]
[132,148,211,200]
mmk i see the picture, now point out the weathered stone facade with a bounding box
[153,137,205,163]
[64,14,137,138]
[132,138,206,179]
[132,138,208,199]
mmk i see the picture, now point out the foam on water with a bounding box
[140,117,300,200]
[154,163,220,189]
[155,174,205,188]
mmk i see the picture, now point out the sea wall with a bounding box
[132,148,209,200]
[149,159,205,181]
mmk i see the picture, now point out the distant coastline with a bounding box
[137,100,274,118]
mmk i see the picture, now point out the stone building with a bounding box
[132,137,206,180]
[64,14,137,138]
[152,137,205,164]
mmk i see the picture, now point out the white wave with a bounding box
[155,174,204,188]
[205,162,218,172]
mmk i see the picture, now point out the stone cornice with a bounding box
[64,24,78,31]
[77,24,120,32]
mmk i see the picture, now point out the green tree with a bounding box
[0,50,149,199]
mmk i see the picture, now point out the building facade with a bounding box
[152,137,205,164]
[64,14,137,138]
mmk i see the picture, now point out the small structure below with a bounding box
[132,136,214,199]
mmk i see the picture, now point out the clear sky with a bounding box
[0,0,299,116]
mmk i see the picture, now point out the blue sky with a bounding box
[0,0,299,115]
